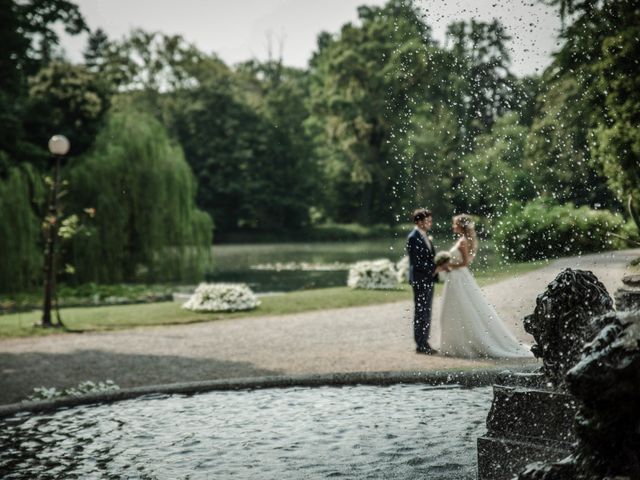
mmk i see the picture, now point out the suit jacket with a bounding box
[406,228,437,287]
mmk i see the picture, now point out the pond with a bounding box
[207,237,502,292]
[0,384,492,479]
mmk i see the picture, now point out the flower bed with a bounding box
[395,256,409,283]
[182,283,260,312]
[347,259,400,290]
[24,380,120,402]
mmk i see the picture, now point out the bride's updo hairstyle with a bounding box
[454,214,478,255]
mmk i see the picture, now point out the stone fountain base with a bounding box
[477,372,577,480]
[614,272,640,310]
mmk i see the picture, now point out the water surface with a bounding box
[208,238,501,292]
[0,384,491,479]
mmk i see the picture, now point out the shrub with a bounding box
[347,259,400,290]
[612,220,640,250]
[493,199,624,262]
[182,283,260,312]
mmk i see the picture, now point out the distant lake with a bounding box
[207,237,503,293]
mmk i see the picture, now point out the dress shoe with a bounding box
[424,343,439,355]
[416,345,438,355]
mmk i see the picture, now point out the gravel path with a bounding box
[1,249,637,405]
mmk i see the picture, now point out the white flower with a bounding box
[434,251,451,267]
[250,261,350,271]
[182,283,260,312]
[347,259,400,290]
[395,256,410,283]
[24,380,120,402]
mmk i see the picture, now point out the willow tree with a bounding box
[66,111,212,284]
[0,161,43,292]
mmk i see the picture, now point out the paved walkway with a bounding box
[1,250,637,405]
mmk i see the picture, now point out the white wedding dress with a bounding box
[436,247,532,359]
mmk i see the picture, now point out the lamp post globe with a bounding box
[48,135,70,156]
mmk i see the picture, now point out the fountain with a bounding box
[516,309,640,479]
[614,268,640,311]
[477,269,615,480]
[1,267,636,479]
[516,266,640,479]
[477,266,640,480]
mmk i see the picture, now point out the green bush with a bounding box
[612,220,640,250]
[0,283,175,314]
[493,199,625,261]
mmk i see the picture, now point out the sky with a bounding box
[60,0,562,77]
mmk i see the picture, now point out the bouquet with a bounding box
[434,251,451,267]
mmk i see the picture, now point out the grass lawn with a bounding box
[0,260,545,339]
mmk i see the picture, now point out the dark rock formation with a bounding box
[478,269,617,480]
[516,310,640,479]
[524,269,614,388]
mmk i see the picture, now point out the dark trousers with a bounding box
[412,283,434,350]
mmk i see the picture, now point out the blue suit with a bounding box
[406,228,437,350]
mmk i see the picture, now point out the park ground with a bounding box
[0,249,637,405]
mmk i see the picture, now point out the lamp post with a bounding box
[42,135,70,328]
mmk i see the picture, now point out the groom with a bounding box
[407,208,445,354]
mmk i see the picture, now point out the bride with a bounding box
[436,214,532,359]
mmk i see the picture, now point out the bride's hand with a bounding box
[435,264,451,274]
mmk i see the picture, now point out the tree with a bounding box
[404,103,462,220]
[0,0,95,296]
[83,28,136,91]
[0,160,43,292]
[307,2,522,224]
[0,0,87,165]
[523,74,614,206]
[234,60,318,230]
[9,0,86,76]
[164,58,312,233]
[23,62,110,165]
[445,19,516,142]
[458,113,536,219]
[520,0,634,209]
[307,1,441,224]
[88,29,318,233]
[87,29,208,118]
[592,6,640,229]
[66,111,212,283]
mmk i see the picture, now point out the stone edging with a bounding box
[0,365,539,419]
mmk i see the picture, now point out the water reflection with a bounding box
[0,385,491,479]
[208,239,500,292]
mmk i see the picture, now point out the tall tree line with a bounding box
[0,0,211,292]
[1,0,638,292]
